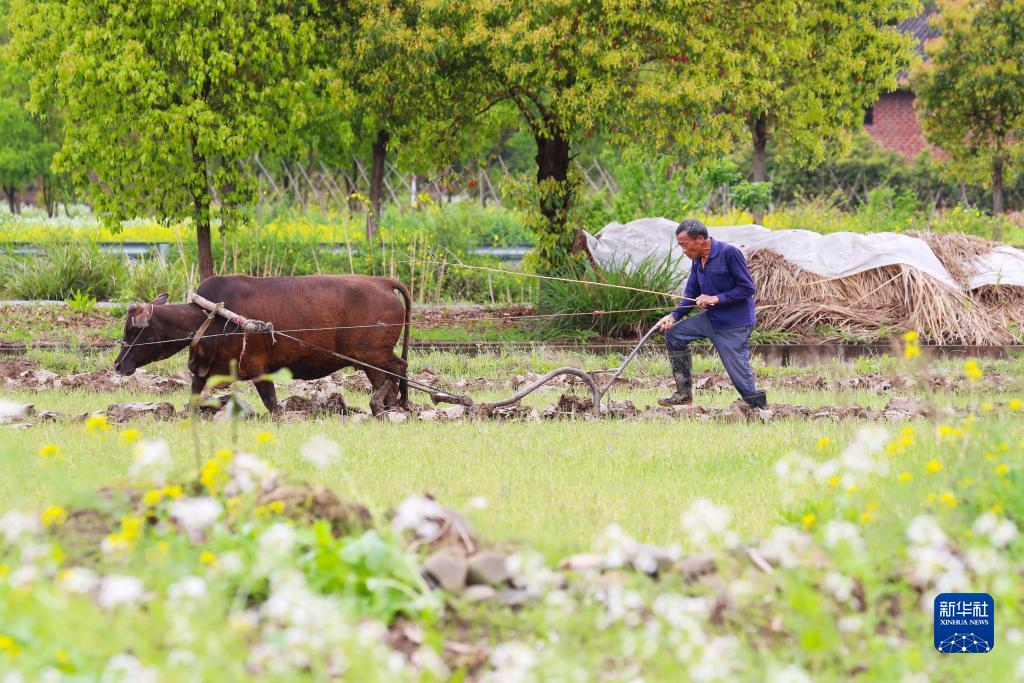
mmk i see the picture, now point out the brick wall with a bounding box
[863,91,934,160]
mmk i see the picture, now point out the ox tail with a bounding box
[392,279,413,407]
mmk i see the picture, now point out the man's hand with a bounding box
[695,294,719,309]
[657,314,677,332]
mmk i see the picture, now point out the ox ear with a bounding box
[151,293,169,305]
[130,303,154,328]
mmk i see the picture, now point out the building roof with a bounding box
[900,7,941,59]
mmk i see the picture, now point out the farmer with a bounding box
[656,219,767,408]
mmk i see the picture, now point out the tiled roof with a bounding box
[899,8,941,58]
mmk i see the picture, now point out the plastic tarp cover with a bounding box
[970,246,1024,289]
[584,218,968,291]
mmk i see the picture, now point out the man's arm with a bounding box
[671,266,700,320]
[712,248,755,305]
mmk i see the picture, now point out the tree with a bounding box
[732,0,917,223]
[10,0,318,279]
[440,2,806,273]
[913,0,1024,238]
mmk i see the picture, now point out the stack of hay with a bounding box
[580,219,1024,344]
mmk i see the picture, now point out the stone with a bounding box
[106,402,178,422]
[386,411,408,424]
[629,544,674,575]
[462,585,497,603]
[495,589,534,608]
[676,555,717,583]
[423,548,469,592]
[419,410,438,421]
[467,551,511,587]
[442,405,465,419]
[557,553,607,573]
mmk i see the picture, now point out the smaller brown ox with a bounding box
[114,275,411,415]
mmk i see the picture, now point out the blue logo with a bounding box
[934,593,994,653]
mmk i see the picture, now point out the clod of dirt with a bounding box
[103,402,179,422]
[423,547,470,592]
[280,392,349,417]
[466,550,511,587]
[259,484,371,536]
[676,555,718,583]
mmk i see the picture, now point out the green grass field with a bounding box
[2,348,1023,681]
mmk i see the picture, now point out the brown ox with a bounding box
[114,275,411,415]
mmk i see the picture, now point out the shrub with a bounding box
[0,240,127,300]
[537,254,686,338]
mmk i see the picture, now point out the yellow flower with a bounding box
[981,401,994,413]
[215,448,234,463]
[904,331,919,342]
[162,485,184,500]
[845,483,858,492]
[38,444,62,459]
[938,491,957,508]
[102,533,130,554]
[885,441,902,455]
[963,360,982,381]
[40,505,68,527]
[899,435,914,448]
[985,453,998,462]
[826,475,840,488]
[903,345,920,360]
[900,426,914,438]
[816,437,832,451]
[898,471,914,483]
[1009,398,1023,411]
[200,459,225,496]
[255,431,275,445]
[801,513,816,529]
[199,550,218,566]
[990,503,1004,515]
[266,501,285,515]
[142,489,164,507]
[119,428,141,445]
[937,425,964,440]
[859,511,873,526]
[925,459,943,474]
[996,464,1010,475]
[0,634,18,657]
[925,492,937,504]
[120,516,143,541]
[961,476,974,486]
[85,414,110,434]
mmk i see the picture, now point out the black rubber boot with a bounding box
[742,390,768,409]
[658,347,693,406]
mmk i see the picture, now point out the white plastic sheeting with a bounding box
[583,217,1024,292]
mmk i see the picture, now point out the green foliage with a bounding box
[9,0,320,271]
[731,180,774,215]
[119,253,193,304]
[913,0,1024,222]
[536,255,685,338]
[0,240,126,300]
[63,288,96,314]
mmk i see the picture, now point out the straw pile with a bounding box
[748,246,1015,345]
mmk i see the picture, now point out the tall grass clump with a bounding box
[537,254,685,338]
[0,240,127,300]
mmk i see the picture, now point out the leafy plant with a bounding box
[64,288,97,314]
[537,254,685,338]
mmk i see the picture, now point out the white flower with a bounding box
[412,647,449,679]
[965,547,1007,576]
[467,496,489,510]
[168,576,207,602]
[484,641,538,681]
[759,525,812,569]
[768,665,814,683]
[974,513,1017,548]
[907,515,946,547]
[688,635,739,682]
[391,495,444,539]
[681,498,736,548]
[256,523,297,573]
[97,575,145,610]
[0,510,41,543]
[824,572,856,604]
[168,497,222,540]
[128,439,172,485]
[100,654,158,683]
[823,520,864,553]
[8,565,40,587]
[225,452,277,495]
[300,434,342,470]
[60,567,100,594]
[506,550,562,595]
[0,400,28,421]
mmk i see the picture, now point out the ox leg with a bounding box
[253,380,280,415]
[188,374,208,414]
[365,369,399,416]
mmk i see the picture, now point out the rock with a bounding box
[442,405,465,420]
[423,548,469,592]
[213,396,255,421]
[462,585,497,603]
[259,484,371,534]
[467,551,511,587]
[676,554,717,583]
[884,396,926,415]
[629,544,674,575]
[495,589,534,608]
[349,413,370,424]
[386,411,408,424]
[558,553,607,573]
[106,402,178,422]
[419,410,438,421]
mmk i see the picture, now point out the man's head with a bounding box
[675,219,711,260]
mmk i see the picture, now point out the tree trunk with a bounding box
[993,155,1004,242]
[534,128,572,271]
[368,129,389,240]
[194,196,215,281]
[347,159,359,213]
[3,186,14,215]
[751,114,768,225]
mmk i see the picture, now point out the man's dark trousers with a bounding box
[664,312,758,400]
